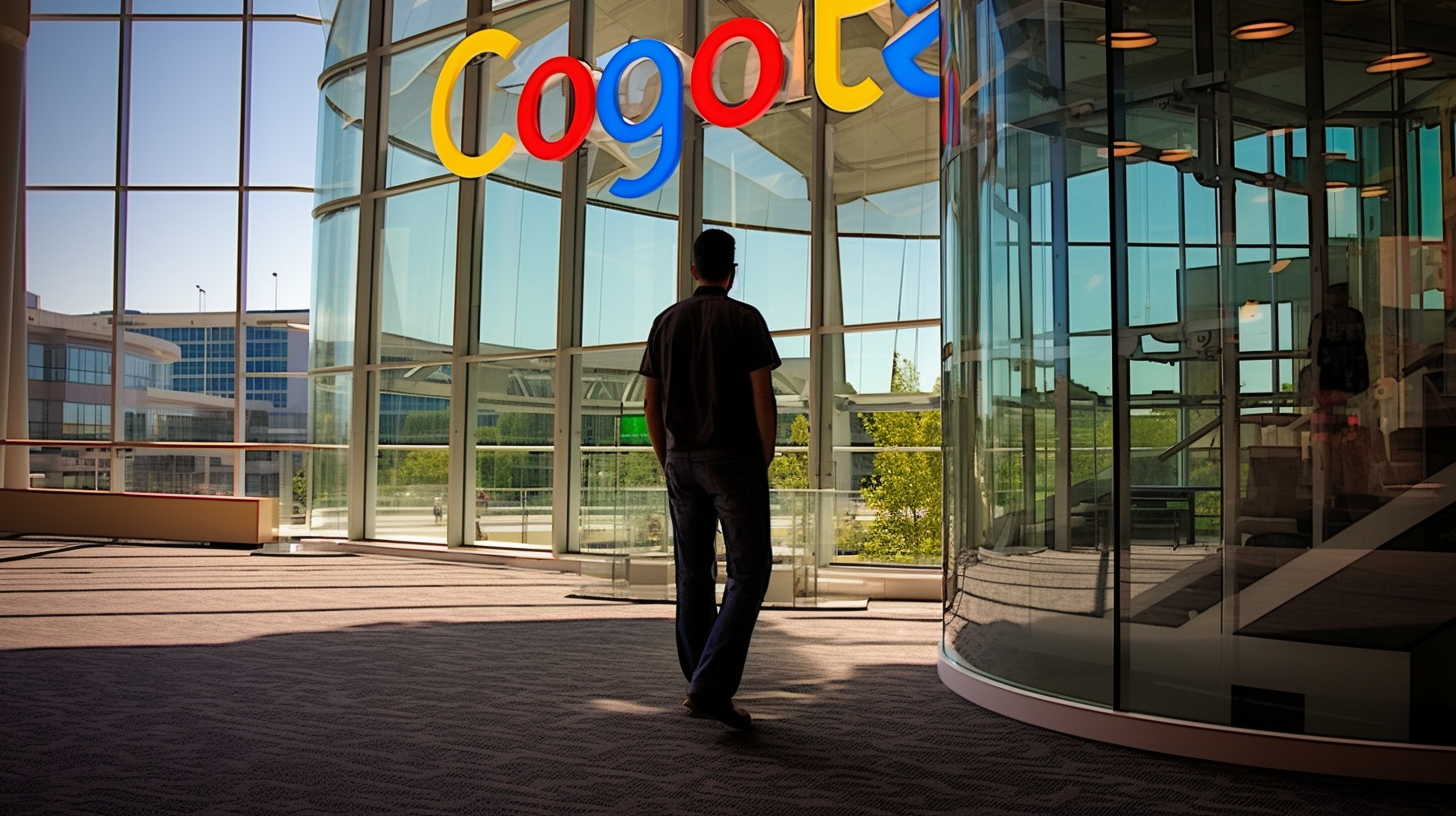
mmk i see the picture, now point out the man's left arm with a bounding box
[644,375,667,469]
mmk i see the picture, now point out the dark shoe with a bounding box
[682,695,753,730]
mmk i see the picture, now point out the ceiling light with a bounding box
[1239,300,1263,322]
[1366,52,1433,73]
[1232,21,1294,41]
[1360,186,1388,198]
[1326,180,1350,190]
[1097,140,1143,158]
[1270,259,1292,274]
[1159,148,1194,163]
[1097,31,1158,49]
[1324,151,1348,161]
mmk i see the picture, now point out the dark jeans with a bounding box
[663,449,772,701]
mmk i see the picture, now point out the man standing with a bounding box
[639,229,780,730]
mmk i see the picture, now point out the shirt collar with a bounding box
[693,285,729,297]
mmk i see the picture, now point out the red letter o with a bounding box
[517,56,597,161]
[691,19,784,129]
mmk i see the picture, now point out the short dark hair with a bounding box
[693,229,735,281]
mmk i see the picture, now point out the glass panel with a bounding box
[124,451,238,495]
[377,183,459,363]
[249,21,324,187]
[943,0,1116,709]
[392,0,465,41]
[581,205,676,346]
[830,1,939,328]
[473,0,569,353]
[316,67,366,206]
[307,373,351,535]
[323,0,370,68]
[26,22,119,186]
[27,446,113,490]
[385,33,462,187]
[825,329,942,565]
[133,0,242,12]
[310,206,358,369]
[125,192,238,314]
[374,365,452,544]
[129,21,242,185]
[574,348,666,557]
[33,1,120,12]
[471,357,555,547]
[241,322,309,444]
[245,192,314,313]
[26,191,115,316]
[704,123,811,331]
[255,1,322,13]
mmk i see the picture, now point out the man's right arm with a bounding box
[749,365,776,468]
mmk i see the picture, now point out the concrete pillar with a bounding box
[0,2,30,489]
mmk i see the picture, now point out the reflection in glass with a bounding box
[316,67,366,205]
[581,206,675,346]
[375,365,452,544]
[392,0,465,42]
[26,22,119,186]
[323,0,371,68]
[385,34,462,187]
[471,358,556,546]
[378,183,459,363]
[129,21,242,185]
[310,206,358,370]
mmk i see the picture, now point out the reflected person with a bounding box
[639,228,781,731]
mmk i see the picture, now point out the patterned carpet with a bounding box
[0,543,1450,815]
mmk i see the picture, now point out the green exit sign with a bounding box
[620,414,650,445]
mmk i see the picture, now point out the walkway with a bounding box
[0,542,1448,815]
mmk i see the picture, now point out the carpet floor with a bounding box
[0,542,1450,815]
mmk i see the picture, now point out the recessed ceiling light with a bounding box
[1097,31,1158,49]
[1360,186,1388,198]
[1232,21,1294,40]
[1097,140,1143,158]
[1366,52,1433,73]
[1159,148,1194,163]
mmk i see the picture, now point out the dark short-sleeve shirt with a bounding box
[639,286,781,455]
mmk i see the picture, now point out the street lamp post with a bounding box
[272,272,278,310]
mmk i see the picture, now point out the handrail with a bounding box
[1,439,345,451]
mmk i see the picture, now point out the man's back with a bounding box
[640,285,779,455]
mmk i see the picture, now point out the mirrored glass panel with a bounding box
[311,205,358,370]
[392,0,465,42]
[377,183,459,364]
[316,67,366,206]
[386,33,463,187]
[307,373,351,535]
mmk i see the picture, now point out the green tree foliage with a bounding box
[768,415,810,489]
[857,356,943,564]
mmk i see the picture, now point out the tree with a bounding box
[768,415,810,489]
[857,355,943,564]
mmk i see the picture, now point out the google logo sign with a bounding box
[431,0,939,199]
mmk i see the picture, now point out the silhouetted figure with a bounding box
[639,229,781,731]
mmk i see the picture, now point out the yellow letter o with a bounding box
[432,29,522,178]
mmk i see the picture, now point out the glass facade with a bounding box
[308,0,942,572]
[942,0,1456,749]
[23,3,322,515]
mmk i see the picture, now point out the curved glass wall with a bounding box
[307,0,943,578]
[943,0,1456,747]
